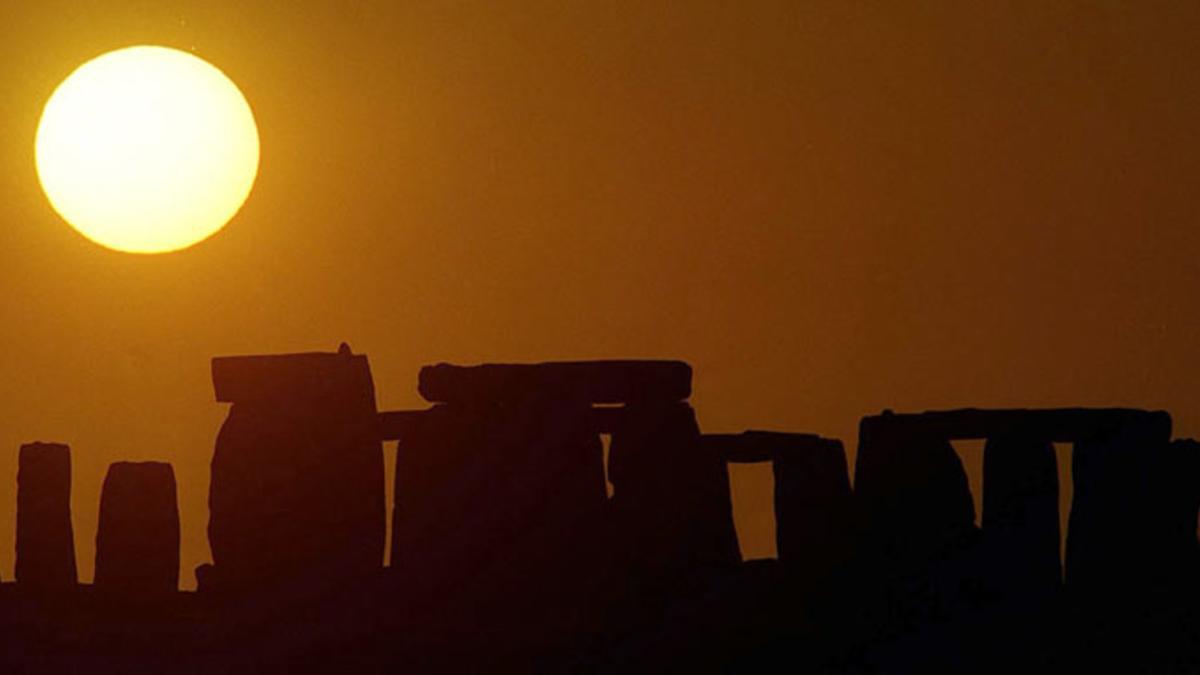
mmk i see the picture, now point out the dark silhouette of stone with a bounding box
[852,412,982,669]
[769,435,854,574]
[376,408,430,441]
[855,407,1173,574]
[94,461,180,598]
[709,431,854,577]
[864,407,1170,442]
[706,430,827,463]
[391,399,608,640]
[848,406,1180,666]
[1064,413,1173,597]
[208,345,385,594]
[607,403,741,583]
[1163,439,1200,568]
[981,435,1060,605]
[390,359,708,646]
[855,414,976,566]
[16,442,77,591]
[417,360,692,404]
[194,562,216,593]
[0,383,1195,671]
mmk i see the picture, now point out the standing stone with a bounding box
[607,402,741,584]
[208,347,385,594]
[393,401,608,617]
[94,462,180,598]
[391,398,610,650]
[773,436,854,579]
[1163,439,1200,567]
[981,436,1060,605]
[16,442,77,591]
[853,417,980,650]
[1065,414,1172,597]
[854,419,976,568]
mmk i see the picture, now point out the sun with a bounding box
[35,46,259,254]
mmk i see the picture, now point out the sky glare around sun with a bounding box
[36,45,259,253]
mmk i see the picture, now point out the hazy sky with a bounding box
[1,1,1198,587]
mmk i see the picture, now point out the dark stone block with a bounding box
[16,442,77,591]
[391,401,608,636]
[709,430,828,464]
[376,409,429,441]
[1163,439,1200,566]
[94,462,180,598]
[705,430,854,576]
[607,403,741,584]
[417,360,692,405]
[852,418,981,650]
[854,420,976,567]
[859,408,1171,443]
[194,563,216,594]
[207,346,385,594]
[771,435,854,576]
[1065,415,1173,597]
[981,436,1060,605]
[212,347,377,409]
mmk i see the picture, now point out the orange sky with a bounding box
[1,2,1198,588]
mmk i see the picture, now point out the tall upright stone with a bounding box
[1162,439,1200,570]
[392,398,608,628]
[854,416,976,568]
[853,413,980,658]
[16,442,77,591]
[94,462,180,599]
[772,435,854,578]
[208,346,386,594]
[707,430,853,576]
[607,402,741,583]
[395,359,714,639]
[1065,412,1172,597]
[981,436,1060,605]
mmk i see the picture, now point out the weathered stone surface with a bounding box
[208,347,385,593]
[94,462,180,598]
[417,360,692,405]
[607,403,741,582]
[16,442,77,591]
[981,436,1060,604]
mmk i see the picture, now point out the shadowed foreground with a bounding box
[1,347,1196,673]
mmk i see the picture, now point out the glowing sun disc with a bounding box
[36,46,260,254]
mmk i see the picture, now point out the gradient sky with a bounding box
[1,1,1198,588]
